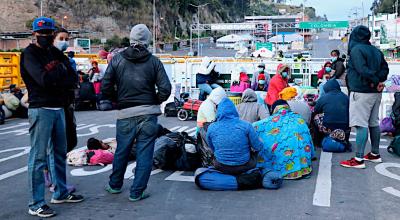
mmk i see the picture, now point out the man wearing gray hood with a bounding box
[237,89,269,123]
[101,24,171,201]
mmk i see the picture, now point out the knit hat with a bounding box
[271,99,288,113]
[130,24,151,46]
[258,74,266,80]
[279,87,298,101]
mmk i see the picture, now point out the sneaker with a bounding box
[28,205,56,218]
[340,158,366,169]
[363,152,382,163]
[50,194,84,204]
[129,192,150,202]
[49,184,76,194]
[105,184,122,194]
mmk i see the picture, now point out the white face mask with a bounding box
[55,40,69,52]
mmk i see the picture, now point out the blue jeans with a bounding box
[109,115,158,198]
[28,108,69,210]
[198,83,220,100]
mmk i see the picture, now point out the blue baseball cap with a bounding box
[32,17,56,32]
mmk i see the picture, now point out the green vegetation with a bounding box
[372,0,399,14]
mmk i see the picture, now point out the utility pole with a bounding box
[396,0,398,42]
[189,3,210,56]
[302,0,306,49]
[40,0,43,16]
[153,0,156,54]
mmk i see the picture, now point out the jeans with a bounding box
[28,108,69,210]
[109,114,158,198]
[198,83,220,100]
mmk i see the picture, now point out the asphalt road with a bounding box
[310,32,345,58]
[1,110,400,220]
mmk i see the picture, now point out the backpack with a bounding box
[98,100,113,111]
[322,136,345,153]
[164,102,178,117]
[388,135,400,157]
[2,93,20,111]
[153,132,201,171]
[380,117,395,133]
[86,150,114,166]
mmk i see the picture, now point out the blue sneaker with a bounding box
[129,192,150,202]
[105,184,122,194]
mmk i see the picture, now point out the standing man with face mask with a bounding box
[21,17,83,218]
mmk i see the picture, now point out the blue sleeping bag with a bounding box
[195,167,283,191]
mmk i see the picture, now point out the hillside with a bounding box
[0,0,320,41]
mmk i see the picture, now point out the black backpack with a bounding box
[388,135,400,157]
[0,105,5,125]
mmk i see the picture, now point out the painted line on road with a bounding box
[76,124,96,130]
[165,171,195,182]
[313,151,332,207]
[169,126,181,132]
[177,126,189,132]
[185,127,197,133]
[0,122,29,131]
[0,166,27,181]
[383,187,400,198]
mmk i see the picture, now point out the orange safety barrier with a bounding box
[0,52,24,92]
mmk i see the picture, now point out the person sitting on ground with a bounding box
[206,98,264,175]
[313,79,350,148]
[252,63,270,90]
[265,64,290,111]
[197,87,226,128]
[237,89,269,123]
[392,92,400,137]
[87,138,112,150]
[75,74,97,110]
[196,57,221,101]
[254,100,314,180]
[317,61,332,80]
[9,84,28,118]
[279,87,311,125]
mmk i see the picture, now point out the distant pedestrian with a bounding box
[102,24,171,201]
[21,17,83,218]
[251,63,270,90]
[340,25,389,169]
[196,57,221,101]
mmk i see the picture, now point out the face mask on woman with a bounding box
[55,40,69,52]
[281,72,288,78]
[258,80,265,85]
[258,68,264,72]
[330,57,337,62]
[325,67,332,73]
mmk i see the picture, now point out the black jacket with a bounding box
[332,58,346,79]
[21,44,78,108]
[314,79,349,129]
[347,26,389,93]
[101,46,171,110]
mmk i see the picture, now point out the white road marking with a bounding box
[380,145,388,149]
[313,152,332,207]
[76,124,97,130]
[0,166,27,181]
[0,146,30,163]
[165,171,195,182]
[382,187,400,198]
[70,165,113,176]
[185,127,197,133]
[177,126,189,132]
[169,126,181,131]
[0,122,29,131]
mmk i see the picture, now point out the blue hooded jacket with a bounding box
[347,25,389,93]
[314,79,349,128]
[206,98,263,166]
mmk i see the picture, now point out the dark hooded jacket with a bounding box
[332,57,346,80]
[101,45,171,109]
[20,44,78,108]
[206,98,263,166]
[236,89,269,123]
[347,25,389,93]
[314,79,349,128]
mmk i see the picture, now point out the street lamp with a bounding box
[189,3,210,55]
[62,15,68,28]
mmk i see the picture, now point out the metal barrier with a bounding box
[0,52,23,91]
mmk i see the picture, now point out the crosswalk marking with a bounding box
[177,126,189,132]
[169,126,181,132]
[313,152,332,207]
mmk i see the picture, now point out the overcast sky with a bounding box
[289,0,375,21]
